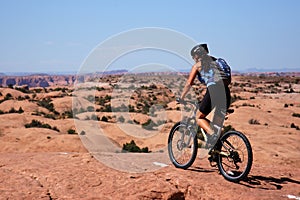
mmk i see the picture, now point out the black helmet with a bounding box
[190,44,209,58]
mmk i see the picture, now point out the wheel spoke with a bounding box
[168,123,198,169]
[218,131,252,182]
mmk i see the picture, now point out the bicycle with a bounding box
[168,100,253,182]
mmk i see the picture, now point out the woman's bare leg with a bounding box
[197,112,214,134]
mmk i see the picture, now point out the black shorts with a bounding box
[199,83,231,115]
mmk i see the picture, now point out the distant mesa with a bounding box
[0,75,75,88]
[0,69,299,88]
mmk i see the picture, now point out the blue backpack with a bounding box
[216,58,232,85]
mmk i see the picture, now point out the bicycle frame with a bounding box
[179,100,226,145]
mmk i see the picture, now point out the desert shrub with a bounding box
[25,119,60,132]
[149,84,157,89]
[25,119,43,128]
[31,111,46,116]
[142,103,150,114]
[86,95,94,102]
[63,110,73,118]
[15,86,30,93]
[118,115,125,123]
[242,103,255,107]
[17,96,26,101]
[87,106,95,112]
[133,119,140,124]
[18,107,24,113]
[52,126,59,132]
[291,123,300,130]
[44,114,56,120]
[37,98,58,114]
[80,130,86,135]
[292,113,300,118]
[53,87,67,92]
[104,95,111,101]
[67,129,77,134]
[231,94,243,104]
[90,114,99,121]
[5,93,12,100]
[101,104,111,112]
[284,103,289,108]
[248,119,260,125]
[128,105,135,112]
[8,107,16,113]
[156,120,167,126]
[0,110,4,115]
[101,116,108,122]
[33,88,42,93]
[285,88,295,93]
[142,119,157,130]
[96,87,105,91]
[7,107,24,114]
[122,140,149,153]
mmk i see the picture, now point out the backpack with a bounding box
[216,58,232,85]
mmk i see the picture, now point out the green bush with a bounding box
[101,116,108,122]
[37,98,59,115]
[25,119,60,132]
[8,107,16,113]
[67,129,77,134]
[292,113,300,118]
[248,119,260,125]
[7,107,24,114]
[4,93,12,100]
[122,140,149,153]
[90,114,99,121]
[142,119,157,130]
[118,115,125,123]
[87,106,95,112]
[291,123,300,130]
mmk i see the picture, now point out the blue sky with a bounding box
[0,0,299,73]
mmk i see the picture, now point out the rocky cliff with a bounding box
[0,75,76,87]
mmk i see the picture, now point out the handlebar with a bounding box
[176,98,199,110]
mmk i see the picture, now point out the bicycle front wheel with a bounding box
[168,122,198,169]
[217,131,253,182]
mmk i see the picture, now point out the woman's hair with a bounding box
[201,55,217,72]
[191,44,209,57]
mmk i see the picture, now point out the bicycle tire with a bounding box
[217,130,253,182]
[168,122,198,169]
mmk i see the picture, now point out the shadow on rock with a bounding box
[239,175,300,190]
[187,166,217,173]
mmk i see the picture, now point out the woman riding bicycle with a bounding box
[178,44,231,144]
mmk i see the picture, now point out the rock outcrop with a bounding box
[0,75,76,87]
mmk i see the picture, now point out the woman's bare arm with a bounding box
[180,62,201,100]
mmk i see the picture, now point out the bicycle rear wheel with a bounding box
[168,122,198,169]
[217,131,253,182]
